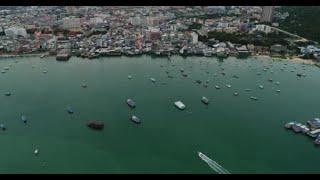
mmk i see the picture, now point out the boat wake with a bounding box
[198,152,231,174]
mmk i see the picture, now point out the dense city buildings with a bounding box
[261,6,274,22]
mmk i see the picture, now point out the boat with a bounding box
[180,69,184,72]
[259,85,264,89]
[4,67,9,70]
[182,73,188,77]
[314,138,320,146]
[150,78,156,83]
[168,75,174,78]
[131,115,141,124]
[1,70,5,73]
[232,75,239,79]
[245,88,251,92]
[284,122,295,129]
[67,106,74,114]
[203,84,208,88]
[43,70,47,74]
[128,75,132,80]
[40,54,45,58]
[234,92,239,96]
[0,123,6,130]
[201,96,209,105]
[226,84,231,88]
[292,124,302,133]
[126,99,136,109]
[250,96,258,100]
[263,68,267,71]
[86,120,104,130]
[297,73,302,77]
[195,80,202,84]
[215,85,220,89]
[257,72,261,75]
[275,81,280,85]
[81,83,87,88]
[268,78,273,82]
[34,149,39,155]
[276,89,281,93]
[5,92,11,96]
[174,101,186,110]
[21,115,27,123]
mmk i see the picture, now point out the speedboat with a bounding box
[276,89,281,93]
[234,92,239,96]
[215,85,220,89]
[34,149,39,155]
[67,106,74,114]
[128,75,132,79]
[126,99,136,108]
[275,81,280,85]
[131,115,141,124]
[226,84,231,88]
[259,85,264,89]
[21,115,27,123]
[201,96,209,105]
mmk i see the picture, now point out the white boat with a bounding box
[128,75,132,79]
[275,81,280,85]
[259,85,264,89]
[276,89,281,93]
[174,101,186,110]
[150,78,156,83]
[234,92,239,96]
[34,149,39,155]
[215,85,220,89]
[226,84,231,88]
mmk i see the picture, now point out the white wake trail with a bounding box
[198,152,231,174]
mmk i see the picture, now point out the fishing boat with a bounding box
[86,120,104,130]
[174,101,186,110]
[4,67,9,70]
[21,115,27,123]
[131,115,141,124]
[250,96,258,100]
[67,106,74,114]
[126,99,136,109]
[201,96,209,105]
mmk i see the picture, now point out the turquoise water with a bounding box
[0,55,319,174]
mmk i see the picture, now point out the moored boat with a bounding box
[126,99,136,109]
[131,115,141,124]
[201,96,209,105]
[86,120,104,130]
[174,101,186,110]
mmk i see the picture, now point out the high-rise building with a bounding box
[261,6,274,22]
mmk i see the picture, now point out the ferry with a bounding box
[131,115,141,124]
[250,96,258,100]
[126,99,136,109]
[174,101,186,110]
[21,115,27,123]
[201,96,209,105]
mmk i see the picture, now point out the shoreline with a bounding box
[0,53,318,66]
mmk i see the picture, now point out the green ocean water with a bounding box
[0,55,319,174]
